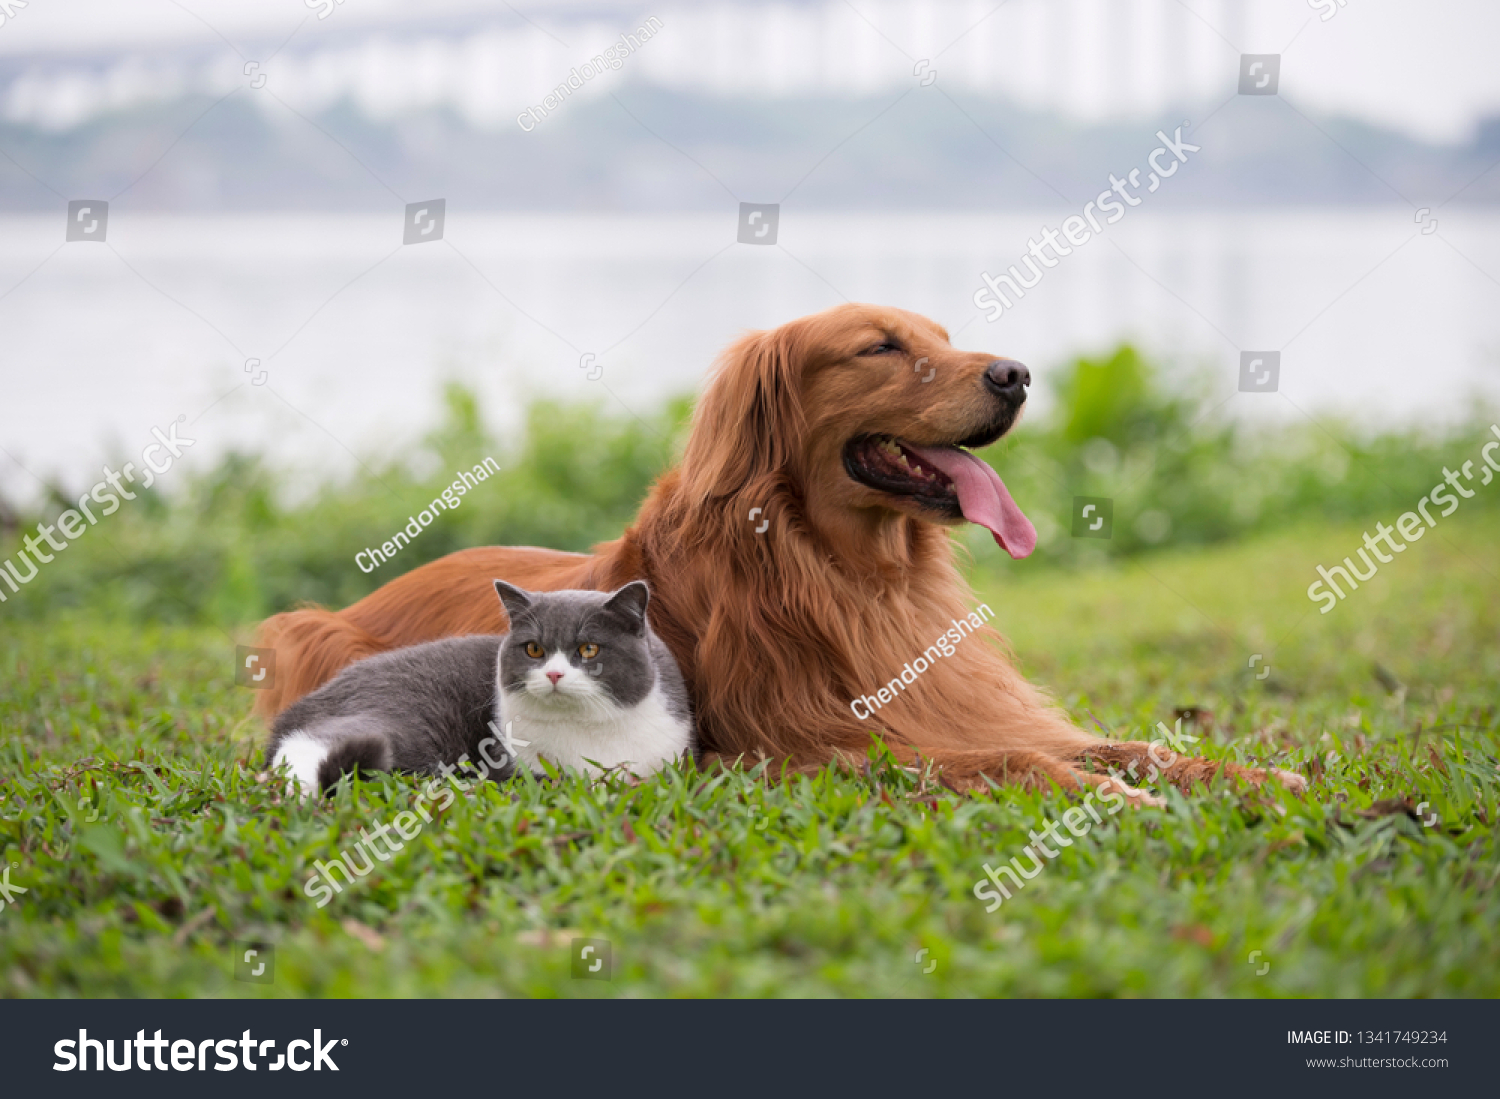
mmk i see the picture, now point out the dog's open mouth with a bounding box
[844,435,1038,559]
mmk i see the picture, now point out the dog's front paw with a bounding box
[1271,768,1307,795]
[1098,775,1167,810]
[1126,787,1168,810]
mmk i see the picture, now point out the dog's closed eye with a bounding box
[859,341,902,356]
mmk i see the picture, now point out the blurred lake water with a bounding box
[2,208,1498,500]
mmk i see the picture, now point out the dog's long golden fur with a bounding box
[256,304,1303,800]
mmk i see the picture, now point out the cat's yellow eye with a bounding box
[578,642,600,660]
[524,641,545,659]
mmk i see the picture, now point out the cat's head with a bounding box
[493,580,656,712]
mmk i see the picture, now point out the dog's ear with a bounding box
[680,324,806,500]
[493,580,532,624]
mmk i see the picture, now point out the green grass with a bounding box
[1,510,1497,998]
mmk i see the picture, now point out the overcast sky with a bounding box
[3,0,1500,142]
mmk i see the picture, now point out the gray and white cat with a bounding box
[268,580,695,795]
[492,580,694,779]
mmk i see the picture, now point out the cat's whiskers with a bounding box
[520,678,620,725]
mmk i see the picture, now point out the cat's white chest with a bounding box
[500,683,690,778]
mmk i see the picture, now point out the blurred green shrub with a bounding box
[1,351,1494,625]
[967,345,1499,567]
[0,384,690,625]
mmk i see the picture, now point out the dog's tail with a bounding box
[254,607,389,721]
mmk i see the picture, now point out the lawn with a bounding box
[1,510,1496,997]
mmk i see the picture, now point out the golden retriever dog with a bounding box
[255,303,1305,803]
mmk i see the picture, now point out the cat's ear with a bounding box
[493,580,533,624]
[604,581,650,635]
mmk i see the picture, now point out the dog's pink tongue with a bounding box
[905,444,1037,559]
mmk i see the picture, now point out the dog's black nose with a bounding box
[984,359,1031,401]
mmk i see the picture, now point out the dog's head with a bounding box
[682,303,1036,559]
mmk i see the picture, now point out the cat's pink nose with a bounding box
[546,671,564,685]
